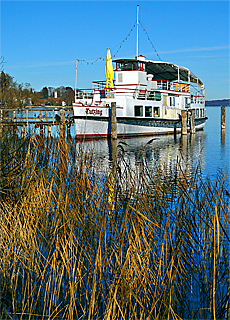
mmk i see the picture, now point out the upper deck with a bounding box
[75,56,205,107]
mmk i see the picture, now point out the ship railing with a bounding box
[75,89,94,100]
[92,80,115,91]
[189,83,205,102]
[155,79,190,92]
[190,96,205,104]
[92,81,106,91]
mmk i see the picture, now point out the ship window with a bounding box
[145,106,152,117]
[170,96,175,106]
[153,107,159,117]
[196,109,199,117]
[117,61,137,71]
[118,73,123,83]
[134,105,143,117]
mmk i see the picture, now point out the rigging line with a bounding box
[139,19,181,81]
[77,23,136,65]
[139,20,161,61]
[111,23,136,58]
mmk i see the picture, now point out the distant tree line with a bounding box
[205,99,230,106]
[0,60,74,108]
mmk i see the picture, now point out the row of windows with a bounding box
[116,61,146,72]
[134,105,160,117]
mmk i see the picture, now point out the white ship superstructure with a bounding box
[73,7,206,139]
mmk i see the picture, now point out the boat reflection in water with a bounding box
[75,131,206,180]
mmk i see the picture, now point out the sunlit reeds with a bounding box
[0,128,229,319]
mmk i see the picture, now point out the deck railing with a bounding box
[75,81,205,104]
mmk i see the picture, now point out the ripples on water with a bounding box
[76,106,229,182]
[8,106,229,181]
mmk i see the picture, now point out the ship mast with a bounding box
[75,59,78,102]
[136,5,139,59]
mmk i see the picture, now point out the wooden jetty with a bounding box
[0,106,74,137]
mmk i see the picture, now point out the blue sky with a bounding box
[1,0,229,100]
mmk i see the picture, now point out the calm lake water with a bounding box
[10,106,229,181]
[73,106,229,181]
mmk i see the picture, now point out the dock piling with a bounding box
[190,109,196,134]
[111,102,117,140]
[221,107,225,130]
[181,110,188,135]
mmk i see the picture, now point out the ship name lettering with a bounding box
[85,108,102,116]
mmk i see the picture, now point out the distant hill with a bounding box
[205,99,230,106]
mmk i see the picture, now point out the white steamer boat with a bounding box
[73,8,206,139]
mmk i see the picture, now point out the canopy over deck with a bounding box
[113,58,203,86]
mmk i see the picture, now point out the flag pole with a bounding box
[75,59,78,102]
[136,5,139,59]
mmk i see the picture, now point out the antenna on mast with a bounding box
[136,5,139,59]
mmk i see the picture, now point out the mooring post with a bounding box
[111,102,117,140]
[221,106,225,130]
[181,110,187,135]
[190,109,196,134]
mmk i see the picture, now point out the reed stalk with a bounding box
[0,127,229,319]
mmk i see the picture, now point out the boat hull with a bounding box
[73,116,207,139]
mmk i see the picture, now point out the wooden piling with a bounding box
[181,110,187,135]
[221,107,225,130]
[60,109,65,123]
[111,102,117,140]
[190,109,196,134]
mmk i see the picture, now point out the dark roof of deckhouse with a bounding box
[113,58,203,86]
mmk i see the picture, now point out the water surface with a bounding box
[76,106,229,181]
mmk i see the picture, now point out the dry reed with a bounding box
[0,127,229,319]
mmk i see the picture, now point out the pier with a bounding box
[0,106,74,137]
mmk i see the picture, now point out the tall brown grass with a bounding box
[0,127,229,319]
